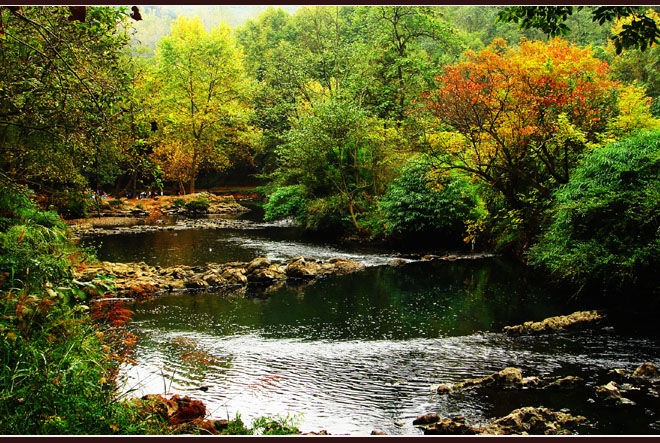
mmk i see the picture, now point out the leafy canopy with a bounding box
[528,131,660,295]
[497,6,660,54]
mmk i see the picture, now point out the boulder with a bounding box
[493,367,524,389]
[184,278,208,289]
[323,257,366,274]
[285,256,321,278]
[543,376,584,391]
[595,381,636,407]
[633,363,660,379]
[413,414,441,425]
[246,257,271,273]
[484,407,586,435]
[436,384,452,394]
[388,258,407,267]
[221,268,248,284]
[203,273,226,287]
[422,419,477,435]
[503,310,604,336]
[247,264,287,283]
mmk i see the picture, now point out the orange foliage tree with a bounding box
[422,37,621,247]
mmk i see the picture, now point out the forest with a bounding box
[1,5,660,435]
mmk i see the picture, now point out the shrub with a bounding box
[263,185,308,223]
[172,198,186,208]
[184,198,210,216]
[528,131,660,294]
[51,189,90,219]
[108,199,124,209]
[378,159,480,245]
[0,185,75,291]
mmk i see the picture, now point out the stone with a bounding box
[184,278,208,289]
[388,258,407,267]
[503,310,604,336]
[595,381,636,407]
[371,430,387,435]
[436,384,452,394]
[493,367,524,389]
[324,257,365,274]
[247,264,286,283]
[633,363,660,378]
[221,268,248,284]
[285,256,321,278]
[485,407,586,435]
[203,274,226,287]
[246,257,271,273]
[413,414,441,425]
[543,376,584,391]
[128,283,158,298]
[423,420,477,435]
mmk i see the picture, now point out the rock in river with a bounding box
[503,310,604,336]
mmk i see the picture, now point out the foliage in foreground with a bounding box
[377,158,480,245]
[528,131,660,295]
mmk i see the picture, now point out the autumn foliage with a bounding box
[425,38,618,200]
[422,38,623,248]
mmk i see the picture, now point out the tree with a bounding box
[528,131,660,296]
[606,9,660,116]
[352,6,458,126]
[497,6,660,54]
[269,96,402,233]
[150,16,256,194]
[422,38,621,249]
[0,6,133,207]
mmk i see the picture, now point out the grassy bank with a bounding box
[0,182,300,435]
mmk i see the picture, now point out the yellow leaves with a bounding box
[607,82,660,138]
[109,423,120,432]
[428,131,467,154]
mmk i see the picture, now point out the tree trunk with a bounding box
[189,176,196,195]
[131,172,137,199]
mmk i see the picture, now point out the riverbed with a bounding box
[83,205,660,435]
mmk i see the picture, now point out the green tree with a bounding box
[0,6,133,209]
[379,157,479,245]
[352,6,459,126]
[497,6,660,54]
[528,131,660,296]
[150,16,256,194]
[269,96,402,233]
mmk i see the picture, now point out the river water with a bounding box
[84,205,660,435]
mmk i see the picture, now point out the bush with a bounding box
[184,198,210,216]
[108,199,124,209]
[51,189,90,219]
[0,185,75,291]
[172,198,186,208]
[263,185,308,223]
[528,131,660,294]
[378,159,479,245]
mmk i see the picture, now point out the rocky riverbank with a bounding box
[410,361,660,435]
[401,310,660,436]
[77,256,367,299]
[67,192,250,238]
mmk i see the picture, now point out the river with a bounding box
[83,204,660,435]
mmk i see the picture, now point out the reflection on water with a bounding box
[83,225,407,267]
[119,260,660,435]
